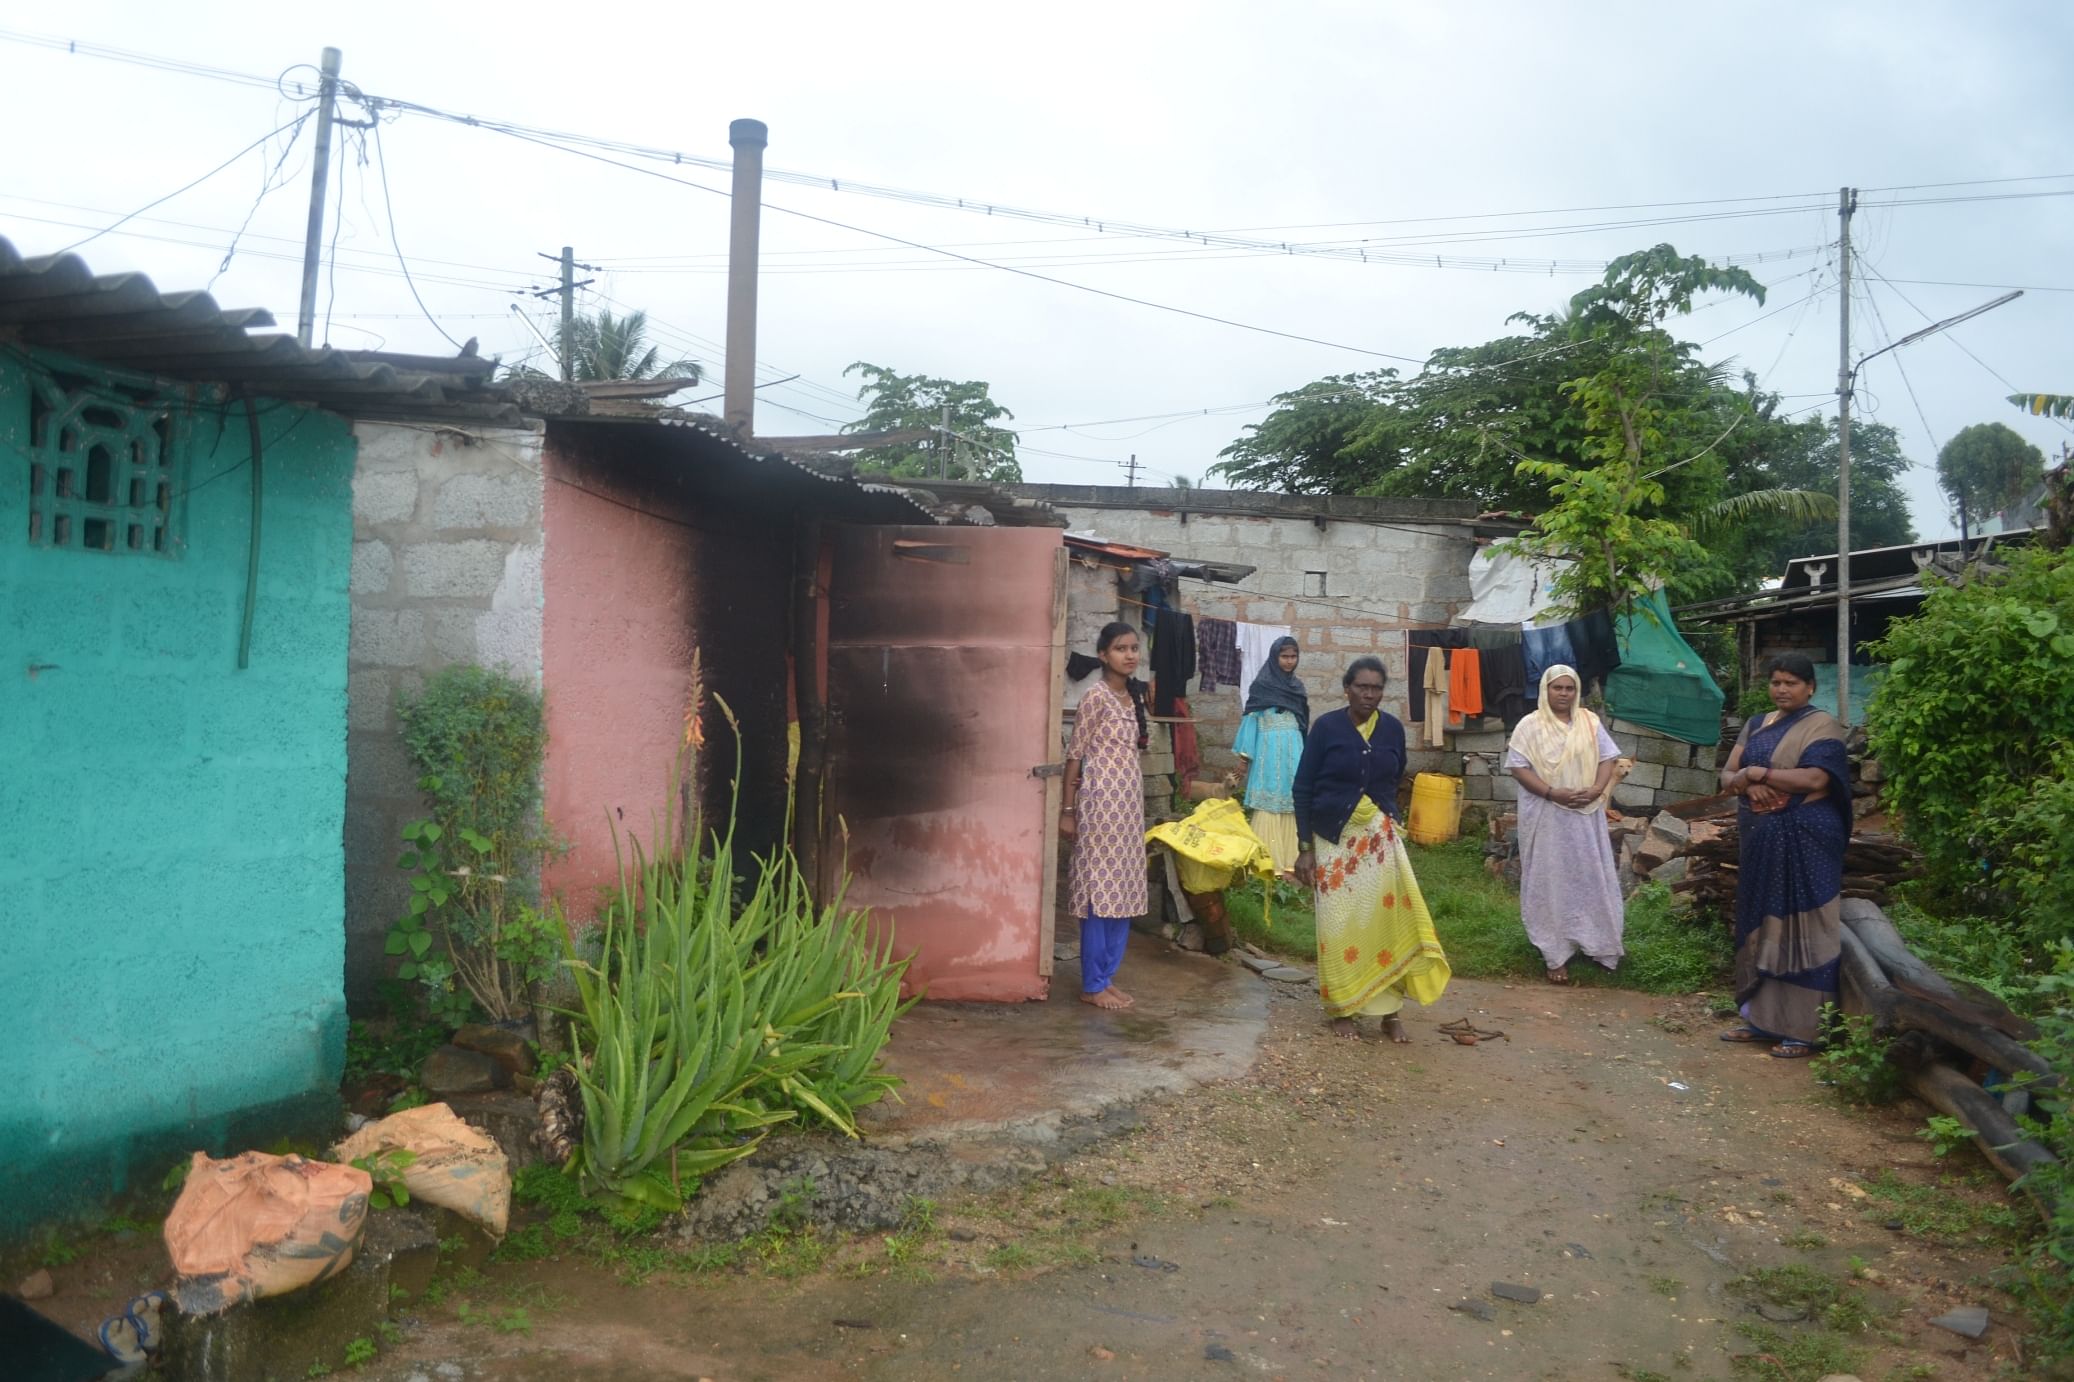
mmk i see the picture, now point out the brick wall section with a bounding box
[1016,487,1486,785]
[345,422,546,1003]
[1454,717,1721,813]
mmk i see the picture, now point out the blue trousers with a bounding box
[1081,913,1131,994]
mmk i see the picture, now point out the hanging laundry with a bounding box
[1406,629,1468,723]
[1447,647,1485,726]
[1067,651,1102,682]
[1151,607,1196,717]
[1422,642,1449,749]
[1522,622,1578,694]
[1466,624,1522,652]
[1563,608,1622,696]
[1477,640,1533,730]
[1171,696,1202,783]
[1235,622,1293,699]
[1196,618,1240,691]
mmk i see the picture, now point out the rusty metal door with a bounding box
[822,526,1067,1002]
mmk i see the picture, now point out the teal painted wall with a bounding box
[0,350,355,1241]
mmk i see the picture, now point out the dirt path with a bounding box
[367,977,2032,1381]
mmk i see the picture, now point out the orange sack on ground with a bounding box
[163,1151,370,1316]
[331,1102,511,1237]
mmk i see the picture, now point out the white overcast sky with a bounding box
[5,0,2071,542]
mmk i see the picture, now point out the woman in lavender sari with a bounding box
[1505,665,1626,983]
[1717,655,1852,1058]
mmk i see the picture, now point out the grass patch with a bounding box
[1648,1275,1682,1297]
[1857,1169,2028,1246]
[1732,1264,1877,1333]
[1413,841,1731,994]
[984,1242,1038,1271]
[1781,1230,1827,1251]
[1226,877,1315,959]
[1058,1184,1165,1228]
[1728,1322,1864,1382]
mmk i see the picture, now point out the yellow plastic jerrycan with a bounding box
[1408,772,1465,846]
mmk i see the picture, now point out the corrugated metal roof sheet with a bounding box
[0,236,523,424]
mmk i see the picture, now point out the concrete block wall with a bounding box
[1039,495,1480,781]
[345,422,545,1004]
[1458,716,1722,814]
[2,353,355,1239]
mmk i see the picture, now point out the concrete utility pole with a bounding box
[1834,186,1857,724]
[724,118,769,436]
[940,403,952,480]
[295,46,342,348]
[1123,454,1143,488]
[558,246,575,382]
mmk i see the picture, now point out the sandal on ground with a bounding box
[1768,1041,1815,1059]
[1718,1028,1769,1044]
[1546,966,1571,986]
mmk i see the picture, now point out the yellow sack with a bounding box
[1146,797,1277,894]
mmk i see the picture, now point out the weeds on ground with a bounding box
[1809,1012,1905,1106]
[1781,1230,1827,1250]
[1226,876,1315,958]
[1857,1169,2027,1247]
[1728,1322,1864,1382]
[1732,1264,1878,1334]
[1648,1275,1682,1297]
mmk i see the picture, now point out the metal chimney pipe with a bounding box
[723,118,768,436]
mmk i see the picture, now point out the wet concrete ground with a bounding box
[862,925,1269,1147]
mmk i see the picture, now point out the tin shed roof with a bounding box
[0,236,523,425]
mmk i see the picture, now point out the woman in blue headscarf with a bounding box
[1717,655,1853,1058]
[1231,635,1308,875]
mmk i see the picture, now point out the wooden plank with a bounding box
[1037,544,1069,980]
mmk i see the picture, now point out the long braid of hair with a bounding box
[1126,677,1150,752]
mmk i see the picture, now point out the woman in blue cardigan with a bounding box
[1293,657,1452,1041]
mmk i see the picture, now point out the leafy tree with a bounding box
[1507,246,1767,614]
[1726,417,1917,577]
[1938,422,2045,538]
[565,309,700,384]
[1211,372,1400,495]
[841,363,1021,483]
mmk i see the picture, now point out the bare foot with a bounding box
[1382,1015,1411,1044]
[1329,1018,1360,1040]
[1547,966,1571,986]
[1080,987,1130,1010]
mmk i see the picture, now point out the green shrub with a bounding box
[387,665,561,1023]
[1866,546,2074,945]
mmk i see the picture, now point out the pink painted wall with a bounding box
[539,446,701,917]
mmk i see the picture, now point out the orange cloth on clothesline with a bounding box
[1447,647,1484,725]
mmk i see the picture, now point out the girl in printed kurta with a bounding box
[1292,657,1451,1042]
[1232,636,1309,874]
[1717,655,1852,1057]
[1506,664,1627,984]
[1062,622,1150,1010]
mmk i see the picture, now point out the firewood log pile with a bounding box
[1837,898,2058,1206]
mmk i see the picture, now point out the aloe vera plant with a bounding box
[559,699,912,1210]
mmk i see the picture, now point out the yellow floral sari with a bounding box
[1312,714,1451,1017]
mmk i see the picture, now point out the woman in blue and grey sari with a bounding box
[1716,654,1853,1058]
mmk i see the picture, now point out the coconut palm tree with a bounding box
[565,309,700,383]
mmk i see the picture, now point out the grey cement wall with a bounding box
[1023,488,1486,784]
[344,422,546,1004]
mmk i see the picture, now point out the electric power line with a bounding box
[369,119,464,351]
[52,112,313,256]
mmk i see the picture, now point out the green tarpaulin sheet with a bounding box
[1604,589,1724,746]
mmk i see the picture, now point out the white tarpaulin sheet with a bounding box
[1460,547,1572,626]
